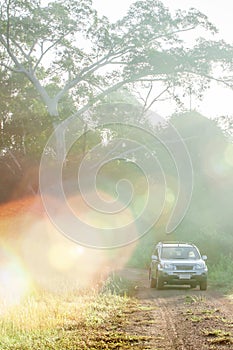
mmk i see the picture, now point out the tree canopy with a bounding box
[1,0,233,222]
[0,0,233,120]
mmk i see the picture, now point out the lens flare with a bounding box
[40,106,193,245]
[19,195,136,293]
[0,245,30,311]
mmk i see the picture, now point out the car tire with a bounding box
[149,269,157,288]
[190,283,197,289]
[200,280,207,291]
[157,276,164,290]
[150,277,157,288]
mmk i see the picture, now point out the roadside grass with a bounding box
[100,272,136,296]
[209,254,233,292]
[0,275,147,350]
[185,295,206,304]
[183,294,233,346]
[202,329,233,345]
[185,308,224,324]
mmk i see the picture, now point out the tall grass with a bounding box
[209,254,233,291]
[0,276,137,350]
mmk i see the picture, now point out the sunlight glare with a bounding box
[0,247,30,311]
[19,195,136,293]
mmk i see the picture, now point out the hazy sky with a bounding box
[92,0,233,118]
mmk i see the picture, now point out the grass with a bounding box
[209,254,233,292]
[0,276,150,350]
[184,295,206,304]
[202,329,233,345]
[185,304,227,325]
[183,295,233,345]
[100,272,136,296]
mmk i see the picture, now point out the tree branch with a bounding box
[142,82,153,112]
[54,51,113,102]
[69,78,133,121]
[144,84,171,114]
[73,68,166,114]
[0,35,27,72]
[28,39,38,57]
[54,45,136,102]
[33,35,68,72]
[0,61,23,73]
[183,70,233,88]
[6,0,11,51]
[149,25,197,43]
[54,23,201,103]
[10,37,32,62]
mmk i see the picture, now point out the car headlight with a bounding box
[160,263,175,270]
[194,263,205,270]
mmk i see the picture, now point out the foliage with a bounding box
[1,0,233,200]
[216,115,233,141]
[0,288,144,350]
[0,1,233,285]
[100,272,136,296]
[209,255,233,290]
[127,112,233,270]
[0,70,50,155]
[0,0,233,119]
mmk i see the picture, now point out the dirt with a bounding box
[116,268,233,350]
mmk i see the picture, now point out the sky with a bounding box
[92,0,233,119]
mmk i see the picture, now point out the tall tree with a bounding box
[0,0,233,159]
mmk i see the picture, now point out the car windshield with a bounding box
[161,246,200,260]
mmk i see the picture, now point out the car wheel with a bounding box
[190,283,197,289]
[149,269,157,288]
[157,276,164,290]
[200,280,207,291]
[150,277,157,288]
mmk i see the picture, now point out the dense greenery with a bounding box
[1,0,233,159]
[0,0,233,287]
[128,112,233,271]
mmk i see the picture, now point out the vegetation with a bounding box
[183,294,233,346]
[0,1,233,345]
[125,113,233,279]
[1,0,233,160]
[0,278,149,350]
[209,255,233,291]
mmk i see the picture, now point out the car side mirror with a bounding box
[202,255,207,261]
[151,255,158,261]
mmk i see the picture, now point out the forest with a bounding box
[1,0,233,273]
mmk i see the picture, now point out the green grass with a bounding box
[202,329,233,345]
[184,295,206,304]
[0,278,148,350]
[209,254,233,291]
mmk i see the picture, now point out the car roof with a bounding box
[156,242,196,248]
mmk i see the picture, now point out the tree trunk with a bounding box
[52,121,66,163]
[47,100,66,163]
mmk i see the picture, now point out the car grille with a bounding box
[175,265,194,271]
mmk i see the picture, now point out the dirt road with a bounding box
[117,268,233,349]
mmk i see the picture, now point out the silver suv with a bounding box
[149,242,208,290]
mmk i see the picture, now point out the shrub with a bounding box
[209,254,233,291]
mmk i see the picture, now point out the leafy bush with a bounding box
[100,273,136,296]
[209,254,233,291]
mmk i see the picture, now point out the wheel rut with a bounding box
[117,267,233,350]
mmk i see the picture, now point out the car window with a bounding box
[161,247,200,259]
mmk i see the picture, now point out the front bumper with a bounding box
[158,270,207,285]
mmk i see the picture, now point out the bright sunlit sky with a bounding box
[93,0,233,118]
